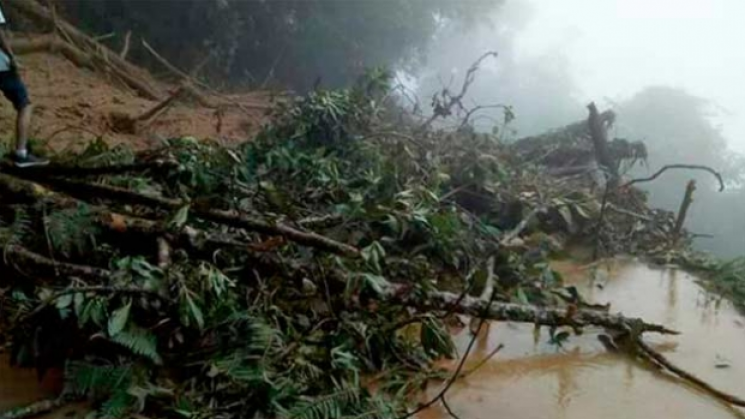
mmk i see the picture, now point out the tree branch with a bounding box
[383,285,678,335]
[636,338,745,407]
[4,244,111,281]
[624,164,725,191]
[8,174,360,257]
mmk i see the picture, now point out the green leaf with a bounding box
[168,205,190,229]
[110,326,162,365]
[360,273,390,295]
[184,293,205,330]
[55,293,74,310]
[557,205,574,232]
[108,301,132,337]
[73,292,85,317]
[515,287,530,305]
[420,316,455,358]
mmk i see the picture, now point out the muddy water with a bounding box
[0,354,59,411]
[423,259,745,419]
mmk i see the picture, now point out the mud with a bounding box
[422,259,745,419]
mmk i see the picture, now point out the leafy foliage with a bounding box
[0,73,588,419]
[701,257,745,311]
[110,326,162,365]
[45,202,100,258]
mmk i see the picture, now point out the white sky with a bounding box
[516,0,745,152]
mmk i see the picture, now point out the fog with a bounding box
[519,0,745,153]
[414,0,745,257]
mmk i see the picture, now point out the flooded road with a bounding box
[2,259,744,418]
[423,259,745,419]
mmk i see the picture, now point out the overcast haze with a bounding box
[516,0,745,152]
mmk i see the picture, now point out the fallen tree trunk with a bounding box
[6,0,163,100]
[4,244,111,281]
[0,159,178,177]
[1,172,360,257]
[10,34,94,69]
[382,285,678,335]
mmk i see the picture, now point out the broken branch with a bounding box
[624,164,725,191]
[383,286,678,335]
[636,338,745,408]
[9,174,360,257]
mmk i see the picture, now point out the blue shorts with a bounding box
[0,70,30,111]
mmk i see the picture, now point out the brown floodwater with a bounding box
[422,258,745,419]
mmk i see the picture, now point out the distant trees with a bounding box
[616,86,745,257]
[60,0,502,92]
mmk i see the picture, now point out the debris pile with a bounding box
[0,0,273,151]
[0,77,688,419]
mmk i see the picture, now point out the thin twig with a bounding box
[119,30,131,59]
[421,51,498,130]
[458,343,504,379]
[398,290,497,419]
[499,206,542,246]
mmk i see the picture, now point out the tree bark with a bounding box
[673,180,696,243]
[382,285,678,335]
[3,173,360,257]
[6,0,163,100]
[587,102,619,187]
[5,244,111,281]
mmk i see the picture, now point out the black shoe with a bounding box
[12,152,50,168]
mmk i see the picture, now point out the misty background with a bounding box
[416,0,745,257]
[59,0,745,258]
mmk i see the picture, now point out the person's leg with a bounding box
[15,102,32,154]
[4,70,47,167]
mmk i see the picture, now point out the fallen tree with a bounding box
[6,0,163,100]
[1,68,737,419]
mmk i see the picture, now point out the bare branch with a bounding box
[421,51,498,130]
[636,338,745,407]
[624,164,725,191]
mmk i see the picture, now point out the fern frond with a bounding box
[211,354,265,383]
[282,387,360,419]
[100,390,137,419]
[45,203,99,257]
[64,361,133,398]
[73,140,136,168]
[345,395,401,419]
[110,326,163,365]
[0,207,33,249]
[221,312,282,354]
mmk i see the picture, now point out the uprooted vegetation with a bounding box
[0,69,741,419]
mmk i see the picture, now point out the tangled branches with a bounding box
[0,74,687,419]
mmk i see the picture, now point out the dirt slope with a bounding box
[0,50,269,152]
